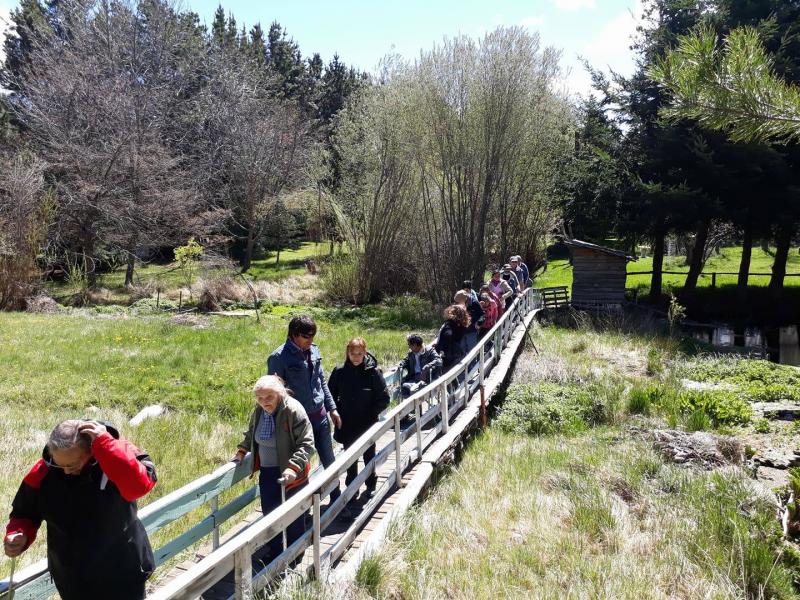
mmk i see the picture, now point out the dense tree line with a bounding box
[562,0,800,302]
[0,0,363,305]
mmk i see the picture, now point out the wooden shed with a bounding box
[565,239,636,308]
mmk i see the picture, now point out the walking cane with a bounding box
[6,533,23,600]
[277,477,287,552]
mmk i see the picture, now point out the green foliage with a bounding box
[646,347,664,376]
[753,418,771,434]
[497,380,623,436]
[354,555,383,597]
[174,239,203,290]
[626,385,653,415]
[686,472,797,599]
[651,26,800,144]
[676,356,800,402]
[318,254,366,305]
[667,294,686,336]
[678,389,752,428]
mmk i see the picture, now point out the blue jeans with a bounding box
[259,467,306,558]
[312,417,340,501]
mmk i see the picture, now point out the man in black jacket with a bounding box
[4,420,157,600]
[398,333,443,397]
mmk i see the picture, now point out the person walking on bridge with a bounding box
[234,375,314,558]
[4,419,157,600]
[267,315,342,502]
[328,338,390,506]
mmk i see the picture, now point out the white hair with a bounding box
[253,375,288,398]
[47,420,91,453]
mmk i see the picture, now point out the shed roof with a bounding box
[564,239,636,261]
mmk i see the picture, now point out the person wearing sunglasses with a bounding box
[267,314,342,503]
[3,419,157,600]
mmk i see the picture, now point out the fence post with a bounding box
[313,493,321,580]
[211,497,220,550]
[479,345,486,427]
[711,272,717,288]
[234,542,253,600]
[394,413,404,488]
[414,395,423,458]
[440,382,449,433]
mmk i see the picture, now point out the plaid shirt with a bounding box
[255,409,276,442]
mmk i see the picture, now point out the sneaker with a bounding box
[364,488,377,499]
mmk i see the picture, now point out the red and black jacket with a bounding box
[5,423,157,600]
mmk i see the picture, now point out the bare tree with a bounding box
[193,48,312,272]
[8,0,214,287]
[0,151,48,309]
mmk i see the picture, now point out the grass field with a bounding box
[534,246,800,293]
[0,302,435,578]
[330,325,800,600]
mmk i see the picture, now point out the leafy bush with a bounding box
[319,255,366,304]
[627,385,653,415]
[497,380,622,436]
[129,297,178,314]
[676,356,800,402]
[678,389,752,428]
[753,418,771,434]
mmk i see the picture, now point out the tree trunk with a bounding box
[329,239,334,257]
[124,252,136,287]
[737,224,753,290]
[275,250,281,266]
[683,220,709,292]
[761,238,770,254]
[649,231,665,302]
[242,228,254,272]
[769,224,793,294]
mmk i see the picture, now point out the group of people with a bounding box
[3,255,531,600]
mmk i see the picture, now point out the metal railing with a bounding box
[0,289,542,600]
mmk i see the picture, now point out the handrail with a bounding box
[148,288,540,600]
[0,289,542,600]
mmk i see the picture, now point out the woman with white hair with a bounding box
[233,375,315,558]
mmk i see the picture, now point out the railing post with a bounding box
[313,493,321,580]
[394,413,404,488]
[211,497,220,550]
[414,395,423,457]
[462,361,468,406]
[440,383,449,433]
[479,345,486,427]
[234,542,253,600]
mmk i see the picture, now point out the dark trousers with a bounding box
[56,580,146,600]
[343,440,377,492]
[312,417,340,501]
[259,466,307,558]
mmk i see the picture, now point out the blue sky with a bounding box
[0,0,645,97]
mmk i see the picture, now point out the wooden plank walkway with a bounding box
[149,423,426,596]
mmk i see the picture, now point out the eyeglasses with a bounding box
[45,457,96,471]
[297,333,315,340]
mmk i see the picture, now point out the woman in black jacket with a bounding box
[328,337,390,500]
[434,304,471,371]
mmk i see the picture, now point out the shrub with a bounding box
[753,418,770,434]
[497,380,622,436]
[678,389,752,428]
[645,347,664,376]
[676,356,800,402]
[627,385,653,415]
[319,255,366,305]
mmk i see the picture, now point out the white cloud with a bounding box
[552,0,596,11]
[565,0,644,98]
[520,15,545,28]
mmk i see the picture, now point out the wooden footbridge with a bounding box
[1,288,552,600]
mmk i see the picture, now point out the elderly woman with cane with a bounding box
[4,419,157,600]
[233,375,315,559]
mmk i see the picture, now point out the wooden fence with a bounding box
[0,288,544,600]
[626,270,800,288]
